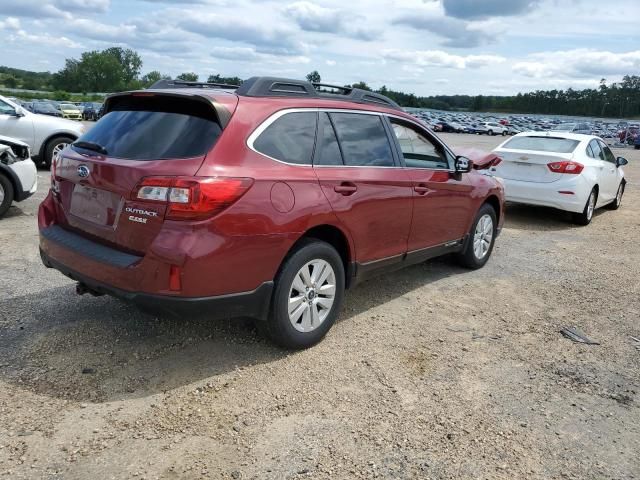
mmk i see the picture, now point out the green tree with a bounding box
[3,75,18,88]
[52,48,143,92]
[350,81,372,91]
[103,47,142,86]
[177,72,198,82]
[306,70,321,83]
[141,71,169,87]
[207,74,243,85]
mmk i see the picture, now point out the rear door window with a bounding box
[589,140,604,160]
[329,113,394,167]
[254,111,317,164]
[598,140,616,164]
[74,95,222,160]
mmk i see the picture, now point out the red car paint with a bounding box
[39,87,504,310]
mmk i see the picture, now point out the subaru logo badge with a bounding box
[77,165,90,178]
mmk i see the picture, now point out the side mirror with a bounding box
[11,107,25,117]
[616,157,628,167]
[455,155,472,173]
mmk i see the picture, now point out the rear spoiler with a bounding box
[103,91,234,129]
[455,148,502,170]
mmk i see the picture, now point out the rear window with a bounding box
[253,111,317,164]
[502,136,580,153]
[73,95,222,160]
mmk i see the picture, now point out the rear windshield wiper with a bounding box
[73,141,108,155]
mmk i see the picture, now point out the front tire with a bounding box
[488,130,494,136]
[573,188,597,225]
[457,204,497,269]
[0,174,14,218]
[43,136,74,168]
[264,239,345,349]
[606,182,624,210]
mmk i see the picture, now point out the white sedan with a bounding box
[491,132,627,225]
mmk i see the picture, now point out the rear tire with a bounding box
[606,182,624,210]
[457,203,497,269]
[0,174,14,218]
[263,239,345,349]
[501,130,507,136]
[573,188,597,225]
[488,130,494,136]
[43,136,74,168]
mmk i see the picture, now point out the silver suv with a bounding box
[0,95,86,167]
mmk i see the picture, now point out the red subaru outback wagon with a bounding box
[39,77,504,349]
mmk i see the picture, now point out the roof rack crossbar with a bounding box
[235,77,402,111]
[149,79,239,90]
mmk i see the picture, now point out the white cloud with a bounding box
[284,1,343,33]
[513,49,640,79]
[0,17,21,30]
[210,46,310,64]
[382,49,505,69]
[8,30,82,49]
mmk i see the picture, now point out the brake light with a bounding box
[547,161,584,174]
[133,176,253,220]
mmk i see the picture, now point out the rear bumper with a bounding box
[502,176,590,214]
[40,246,273,319]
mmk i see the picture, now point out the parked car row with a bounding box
[7,97,103,121]
[412,109,632,141]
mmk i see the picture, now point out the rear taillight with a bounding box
[133,176,254,220]
[547,161,584,174]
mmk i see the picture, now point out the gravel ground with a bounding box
[1,133,638,480]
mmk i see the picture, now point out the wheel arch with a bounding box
[483,194,502,224]
[37,132,79,163]
[287,224,355,288]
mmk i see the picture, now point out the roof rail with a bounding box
[149,79,239,90]
[236,76,402,111]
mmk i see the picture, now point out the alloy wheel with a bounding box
[51,142,69,163]
[288,259,336,333]
[586,192,595,220]
[0,182,4,204]
[473,214,494,260]
[616,184,623,207]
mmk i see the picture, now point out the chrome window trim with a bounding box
[246,107,455,172]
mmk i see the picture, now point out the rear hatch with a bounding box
[493,135,580,183]
[53,92,234,254]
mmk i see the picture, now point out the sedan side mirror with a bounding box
[455,155,472,173]
[11,107,25,117]
[616,157,628,167]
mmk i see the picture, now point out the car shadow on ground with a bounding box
[0,257,466,404]
[3,205,26,219]
[503,203,607,231]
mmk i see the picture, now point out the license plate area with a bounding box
[69,184,122,227]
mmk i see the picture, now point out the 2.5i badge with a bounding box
[125,206,158,224]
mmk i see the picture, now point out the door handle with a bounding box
[414,184,431,195]
[334,182,357,195]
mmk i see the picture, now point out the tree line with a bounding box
[1,49,639,118]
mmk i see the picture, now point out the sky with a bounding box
[0,0,639,96]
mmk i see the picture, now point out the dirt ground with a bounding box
[1,133,638,480]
